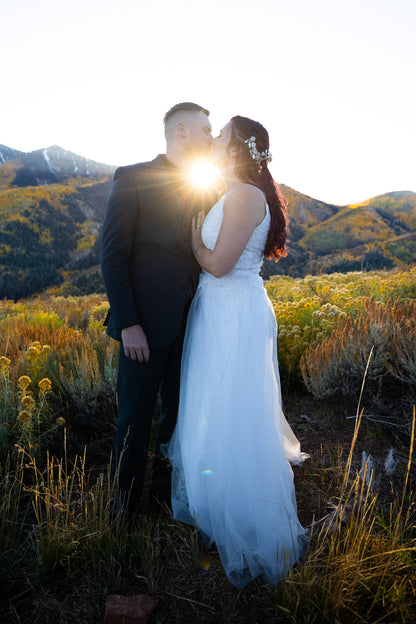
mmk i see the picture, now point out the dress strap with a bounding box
[243,183,267,204]
[243,184,269,226]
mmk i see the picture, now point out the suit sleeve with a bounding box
[100,166,141,330]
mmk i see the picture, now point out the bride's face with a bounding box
[212,121,233,168]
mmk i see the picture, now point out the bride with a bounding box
[166,115,309,588]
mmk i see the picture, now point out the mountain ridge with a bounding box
[1,144,115,188]
[0,144,25,164]
[1,143,415,298]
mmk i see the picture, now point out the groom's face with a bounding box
[183,112,213,159]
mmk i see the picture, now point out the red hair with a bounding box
[228,116,287,260]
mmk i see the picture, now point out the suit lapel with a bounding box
[147,155,188,243]
[145,155,218,255]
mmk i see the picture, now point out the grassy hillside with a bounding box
[0,176,112,299]
[280,184,340,238]
[294,191,416,274]
[302,195,414,253]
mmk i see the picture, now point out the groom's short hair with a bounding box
[163,102,210,125]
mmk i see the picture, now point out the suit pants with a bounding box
[114,316,186,509]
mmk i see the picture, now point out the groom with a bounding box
[100,102,214,512]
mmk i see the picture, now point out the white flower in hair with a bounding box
[244,136,272,167]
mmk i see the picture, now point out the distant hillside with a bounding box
[281,185,340,238]
[4,145,115,187]
[0,145,115,299]
[261,186,342,278]
[0,144,24,164]
[262,188,416,278]
[0,143,415,298]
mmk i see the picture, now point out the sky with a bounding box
[1,0,415,205]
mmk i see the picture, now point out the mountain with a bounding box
[3,144,115,187]
[280,185,341,239]
[0,145,115,299]
[261,189,416,277]
[294,190,416,275]
[302,192,414,252]
[0,144,415,299]
[0,144,24,164]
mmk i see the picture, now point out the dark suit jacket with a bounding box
[100,154,216,349]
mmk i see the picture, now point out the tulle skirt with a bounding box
[166,271,308,588]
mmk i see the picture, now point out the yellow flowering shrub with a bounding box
[21,395,36,410]
[38,378,52,393]
[18,376,31,391]
[300,297,416,419]
[265,266,416,380]
[17,410,32,426]
[0,268,415,451]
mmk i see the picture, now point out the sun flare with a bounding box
[189,162,220,189]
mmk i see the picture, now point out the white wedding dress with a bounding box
[167,187,309,588]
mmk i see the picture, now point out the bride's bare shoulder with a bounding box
[224,184,266,225]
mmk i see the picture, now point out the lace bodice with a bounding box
[201,187,270,277]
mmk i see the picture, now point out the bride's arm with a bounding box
[192,185,266,278]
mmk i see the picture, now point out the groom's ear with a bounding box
[177,122,188,138]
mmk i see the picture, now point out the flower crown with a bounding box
[244,136,272,167]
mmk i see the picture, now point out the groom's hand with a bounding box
[121,324,150,362]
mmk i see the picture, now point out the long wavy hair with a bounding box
[227,115,287,260]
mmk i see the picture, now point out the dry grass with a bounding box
[0,278,415,622]
[0,408,414,623]
[300,298,416,421]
